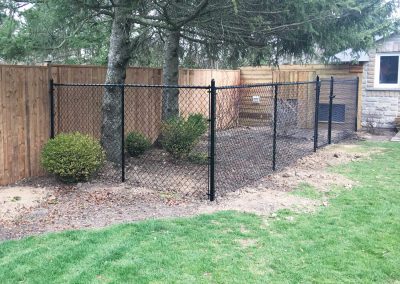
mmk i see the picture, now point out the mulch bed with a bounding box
[0,126,358,241]
[100,126,329,198]
[0,182,201,241]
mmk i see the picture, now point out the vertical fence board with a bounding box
[0,67,5,184]
[27,68,37,177]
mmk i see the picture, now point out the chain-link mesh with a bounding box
[330,78,358,143]
[53,85,103,138]
[214,82,317,197]
[318,79,331,147]
[275,82,317,169]
[215,85,274,196]
[124,86,210,200]
[52,77,358,201]
[54,84,211,200]
[54,85,123,183]
[317,78,358,146]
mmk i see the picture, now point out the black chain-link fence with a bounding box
[53,83,211,200]
[213,78,359,197]
[51,76,359,200]
[214,84,275,195]
[317,78,359,147]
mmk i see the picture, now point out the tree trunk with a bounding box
[162,30,181,120]
[101,1,131,164]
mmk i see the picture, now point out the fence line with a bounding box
[214,78,358,198]
[0,63,360,187]
[51,77,358,200]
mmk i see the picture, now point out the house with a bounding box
[336,32,400,129]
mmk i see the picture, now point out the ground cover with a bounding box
[1,141,399,283]
[0,140,369,240]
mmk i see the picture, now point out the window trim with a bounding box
[374,53,400,88]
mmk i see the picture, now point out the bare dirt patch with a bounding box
[263,144,374,193]
[199,189,319,215]
[0,187,47,221]
[266,143,384,193]
[197,143,382,215]
[0,141,381,242]
[357,129,396,142]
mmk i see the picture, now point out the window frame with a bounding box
[374,53,400,89]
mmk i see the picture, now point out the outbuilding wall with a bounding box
[362,34,400,129]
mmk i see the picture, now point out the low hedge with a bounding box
[41,132,105,183]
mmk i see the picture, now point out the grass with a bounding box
[291,182,322,199]
[1,142,400,283]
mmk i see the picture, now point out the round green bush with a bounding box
[161,114,207,159]
[125,131,151,157]
[41,132,105,183]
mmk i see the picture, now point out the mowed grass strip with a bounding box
[1,142,399,283]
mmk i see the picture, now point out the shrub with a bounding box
[41,132,105,183]
[125,131,151,157]
[188,152,209,165]
[161,114,207,159]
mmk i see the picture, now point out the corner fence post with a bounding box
[272,84,278,171]
[49,79,55,139]
[209,79,216,201]
[355,77,360,131]
[313,76,321,152]
[328,76,334,144]
[121,84,125,183]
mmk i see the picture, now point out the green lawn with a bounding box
[1,142,400,283]
[291,182,322,199]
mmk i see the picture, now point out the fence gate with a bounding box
[317,77,359,147]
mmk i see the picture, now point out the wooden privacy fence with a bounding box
[0,63,362,186]
[53,67,240,142]
[0,65,50,186]
[0,64,240,185]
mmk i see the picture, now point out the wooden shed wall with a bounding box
[239,65,363,129]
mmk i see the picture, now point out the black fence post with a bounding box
[49,79,55,139]
[121,84,125,183]
[272,84,278,171]
[313,76,321,152]
[209,79,216,201]
[355,77,360,131]
[328,76,335,144]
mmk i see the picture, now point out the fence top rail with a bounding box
[215,80,317,90]
[320,77,359,83]
[53,77,356,90]
[53,82,211,90]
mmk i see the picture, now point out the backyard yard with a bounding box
[1,1,399,282]
[1,140,399,283]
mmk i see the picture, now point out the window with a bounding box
[375,54,400,88]
[318,103,346,123]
